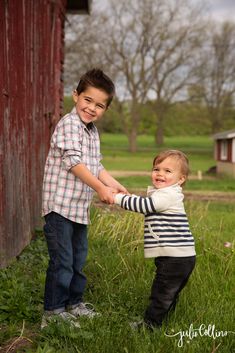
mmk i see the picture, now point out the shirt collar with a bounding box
[147,183,182,196]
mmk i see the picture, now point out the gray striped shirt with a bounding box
[42,108,103,224]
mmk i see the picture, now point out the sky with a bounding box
[210,0,235,22]
[92,0,235,23]
[64,1,235,95]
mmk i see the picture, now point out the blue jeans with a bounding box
[43,212,88,311]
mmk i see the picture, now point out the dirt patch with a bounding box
[0,336,33,353]
[0,324,36,353]
[184,190,235,202]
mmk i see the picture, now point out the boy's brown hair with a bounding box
[76,68,115,107]
[153,150,190,184]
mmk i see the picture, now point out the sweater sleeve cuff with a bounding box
[114,193,125,205]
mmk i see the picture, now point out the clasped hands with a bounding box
[98,185,129,205]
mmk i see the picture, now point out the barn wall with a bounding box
[0,0,66,267]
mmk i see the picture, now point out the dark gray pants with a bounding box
[144,256,196,327]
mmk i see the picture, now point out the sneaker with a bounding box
[68,302,100,318]
[129,320,155,331]
[41,311,80,329]
[129,320,146,330]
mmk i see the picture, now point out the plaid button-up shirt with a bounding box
[42,107,104,224]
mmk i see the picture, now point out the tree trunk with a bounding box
[155,123,164,146]
[211,113,222,133]
[153,103,166,146]
[128,128,138,153]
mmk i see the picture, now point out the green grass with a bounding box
[1,134,234,351]
[0,203,234,353]
[100,133,235,190]
[100,134,215,173]
[100,134,213,150]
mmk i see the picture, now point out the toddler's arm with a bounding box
[114,193,156,214]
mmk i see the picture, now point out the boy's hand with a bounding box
[98,169,130,195]
[116,185,130,195]
[106,187,129,197]
[107,187,119,194]
[97,185,115,204]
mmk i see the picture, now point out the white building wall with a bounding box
[217,161,235,178]
[232,138,235,163]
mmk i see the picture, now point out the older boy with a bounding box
[41,69,127,328]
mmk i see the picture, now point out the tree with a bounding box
[98,0,157,151]
[147,0,206,145]
[64,0,207,150]
[193,22,235,133]
[101,0,207,148]
[64,14,107,94]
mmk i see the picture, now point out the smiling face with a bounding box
[151,156,186,189]
[73,86,109,125]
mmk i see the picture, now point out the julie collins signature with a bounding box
[165,323,235,347]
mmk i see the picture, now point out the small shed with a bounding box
[213,129,235,177]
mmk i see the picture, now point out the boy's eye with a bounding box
[97,104,106,110]
[166,169,171,173]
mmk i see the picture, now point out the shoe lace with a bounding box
[80,302,95,312]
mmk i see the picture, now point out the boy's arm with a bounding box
[71,164,114,203]
[114,193,156,214]
[98,168,129,193]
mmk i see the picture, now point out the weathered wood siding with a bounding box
[0,0,66,267]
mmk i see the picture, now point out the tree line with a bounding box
[64,0,235,152]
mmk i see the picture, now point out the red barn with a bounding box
[0,0,90,268]
[213,129,235,177]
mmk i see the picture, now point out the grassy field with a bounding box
[100,134,215,174]
[101,133,235,191]
[0,134,234,352]
[0,202,234,353]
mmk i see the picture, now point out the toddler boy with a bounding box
[114,150,196,329]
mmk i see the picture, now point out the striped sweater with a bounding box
[114,184,196,258]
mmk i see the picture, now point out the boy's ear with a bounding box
[72,90,78,103]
